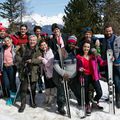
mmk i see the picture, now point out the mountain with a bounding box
[16,13,64,34]
[0,13,64,33]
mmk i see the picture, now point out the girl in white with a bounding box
[38,40,56,105]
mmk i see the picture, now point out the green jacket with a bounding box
[15,44,42,82]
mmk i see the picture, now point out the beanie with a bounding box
[0,23,6,31]
[83,27,93,35]
[51,23,60,32]
[67,35,77,44]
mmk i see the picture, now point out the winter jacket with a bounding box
[11,32,31,45]
[41,48,54,79]
[15,44,42,82]
[113,36,120,65]
[76,54,107,81]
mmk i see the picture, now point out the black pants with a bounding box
[20,79,36,105]
[84,75,102,105]
[69,75,81,104]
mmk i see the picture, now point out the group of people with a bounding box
[0,22,120,116]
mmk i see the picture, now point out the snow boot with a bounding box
[58,105,66,115]
[91,100,103,110]
[85,104,91,115]
[6,91,16,106]
[29,92,37,108]
[6,98,13,106]
[18,97,26,113]
[116,93,120,108]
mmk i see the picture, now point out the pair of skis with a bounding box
[57,45,71,118]
[107,49,115,114]
[79,72,86,118]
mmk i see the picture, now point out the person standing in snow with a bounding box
[101,24,120,108]
[38,40,56,105]
[15,35,42,112]
[2,36,16,105]
[76,40,106,115]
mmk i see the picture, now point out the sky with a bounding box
[0,0,70,16]
[26,0,70,16]
[0,0,70,26]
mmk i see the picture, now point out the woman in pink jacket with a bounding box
[76,40,106,115]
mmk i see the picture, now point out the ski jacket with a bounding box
[76,54,107,81]
[41,48,54,79]
[11,32,31,45]
[15,44,42,82]
[113,36,120,65]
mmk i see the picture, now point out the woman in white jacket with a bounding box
[38,40,56,105]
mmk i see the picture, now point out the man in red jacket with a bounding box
[11,24,31,46]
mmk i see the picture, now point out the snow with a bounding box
[0,80,120,120]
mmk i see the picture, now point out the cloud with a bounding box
[18,13,64,26]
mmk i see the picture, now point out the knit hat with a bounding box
[51,23,60,32]
[83,27,93,35]
[0,23,6,31]
[67,35,77,44]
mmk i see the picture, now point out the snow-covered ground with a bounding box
[0,80,120,120]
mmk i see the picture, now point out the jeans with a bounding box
[113,66,120,94]
[3,65,16,93]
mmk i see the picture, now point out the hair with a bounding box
[20,24,28,29]
[33,26,42,32]
[39,39,48,46]
[104,23,113,30]
[4,36,12,41]
[51,23,60,32]
[28,34,37,40]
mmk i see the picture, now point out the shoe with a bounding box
[105,98,109,102]
[92,100,103,110]
[29,98,37,108]
[6,98,12,106]
[39,89,42,93]
[85,104,91,115]
[30,103,37,108]
[18,104,25,113]
[58,106,66,115]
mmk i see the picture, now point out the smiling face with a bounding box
[82,42,91,54]
[84,32,92,41]
[20,26,28,36]
[29,35,37,48]
[0,29,6,38]
[35,28,41,37]
[40,41,48,51]
[53,28,61,37]
[4,37,12,47]
[104,26,113,38]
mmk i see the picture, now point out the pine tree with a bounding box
[103,0,120,34]
[0,0,26,32]
[63,0,102,39]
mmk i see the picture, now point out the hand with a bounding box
[49,35,53,39]
[111,56,115,62]
[26,59,31,63]
[79,67,85,72]
[95,39,100,47]
[63,73,69,80]
[37,56,43,60]
[91,48,97,56]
